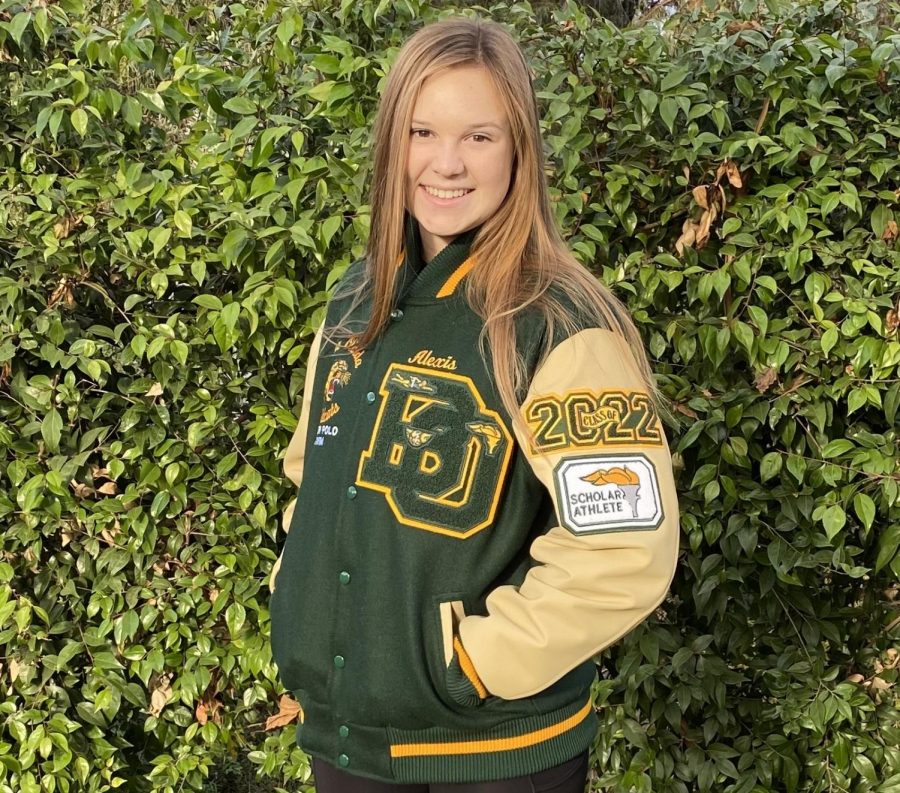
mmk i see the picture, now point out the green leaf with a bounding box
[6,11,32,46]
[42,408,62,452]
[191,259,207,285]
[825,61,847,88]
[224,96,257,114]
[660,97,679,133]
[221,302,240,331]
[173,210,192,234]
[747,305,768,337]
[150,490,170,518]
[760,452,782,482]
[875,524,900,572]
[820,327,838,356]
[821,439,854,458]
[249,172,276,200]
[193,294,223,310]
[871,205,891,239]
[822,505,846,540]
[70,108,88,137]
[638,89,658,115]
[122,96,143,129]
[661,66,690,92]
[852,493,875,533]
[225,602,246,637]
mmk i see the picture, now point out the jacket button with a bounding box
[333,655,345,668]
[338,753,350,767]
[339,571,351,585]
[338,724,350,738]
[390,308,404,321]
[347,485,357,499]
[366,391,376,403]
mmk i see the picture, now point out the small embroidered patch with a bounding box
[523,389,662,454]
[553,452,664,534]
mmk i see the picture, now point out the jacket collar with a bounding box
[397,212,480,303]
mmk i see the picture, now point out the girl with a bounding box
[269,15,679,793]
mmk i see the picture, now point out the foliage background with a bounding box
[1,0,899,791]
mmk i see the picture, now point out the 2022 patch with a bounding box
[552,452,664,535]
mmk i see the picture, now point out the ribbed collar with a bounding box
[396,212,480,303]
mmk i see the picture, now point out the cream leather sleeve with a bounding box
[457,328,680,699]
[269,320,325,593]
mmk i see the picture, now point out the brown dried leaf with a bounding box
[60,528,73,547]
[8,658,20,682]
[97,481,119,495]
[846,673,865,683]
[692,185,709,210]
[725,161,743,188]
[696,207,716,248]
[70,479,94,498]
[726,20,762,34]
[196,701,208,725]
[673,403,698,419]
[98,518,121,547]
[754,367,778,394]
[146,382,164,397]
[53,214,83,240]
[886,309,899,335]
[675,219,698,256]
[883,219,898,241]
[716,182,728,212]
[47,279,72,309]
[265,694,302,730]
[149,675,173,717]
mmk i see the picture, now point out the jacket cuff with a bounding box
[446,635,489,707]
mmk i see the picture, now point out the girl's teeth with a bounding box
[425,187,471,199]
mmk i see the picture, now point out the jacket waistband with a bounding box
[294,690,598,784]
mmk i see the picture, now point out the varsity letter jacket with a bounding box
[269,214,680,784]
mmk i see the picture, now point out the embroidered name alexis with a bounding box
[408,349,458,371]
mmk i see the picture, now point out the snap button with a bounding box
[390,308,404,321]
[347,485,357,499]
[339,571,351,585]
[338,753,350,768]
[338,724,350,738]
[333,655,345,669]
[366,391,376,403]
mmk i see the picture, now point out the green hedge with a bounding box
[1,0,898,791]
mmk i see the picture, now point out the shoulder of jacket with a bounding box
[516,284,606,355]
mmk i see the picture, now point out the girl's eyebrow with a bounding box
[412,120,504,131]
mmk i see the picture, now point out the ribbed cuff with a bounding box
[446,635,489,707]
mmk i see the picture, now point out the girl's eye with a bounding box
[410,129,491,143]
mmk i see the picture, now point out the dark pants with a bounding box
[310,750,590,792]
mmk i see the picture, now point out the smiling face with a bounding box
[405,65,515,263]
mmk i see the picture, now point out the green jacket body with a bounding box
[269,218,680,784]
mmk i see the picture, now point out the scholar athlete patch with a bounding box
[553,452,664,534]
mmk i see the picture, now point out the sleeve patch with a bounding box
[553,452,664,535]
[523,389,662,454]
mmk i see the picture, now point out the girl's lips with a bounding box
[420,185,474,206]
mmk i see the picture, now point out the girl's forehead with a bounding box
[412,67,509,126]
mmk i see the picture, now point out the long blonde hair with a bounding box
[330,16,661,434]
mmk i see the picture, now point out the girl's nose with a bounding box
[432,144,465,175]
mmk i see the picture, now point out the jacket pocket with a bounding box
[438,599,466,667]
[432,596,492,709]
